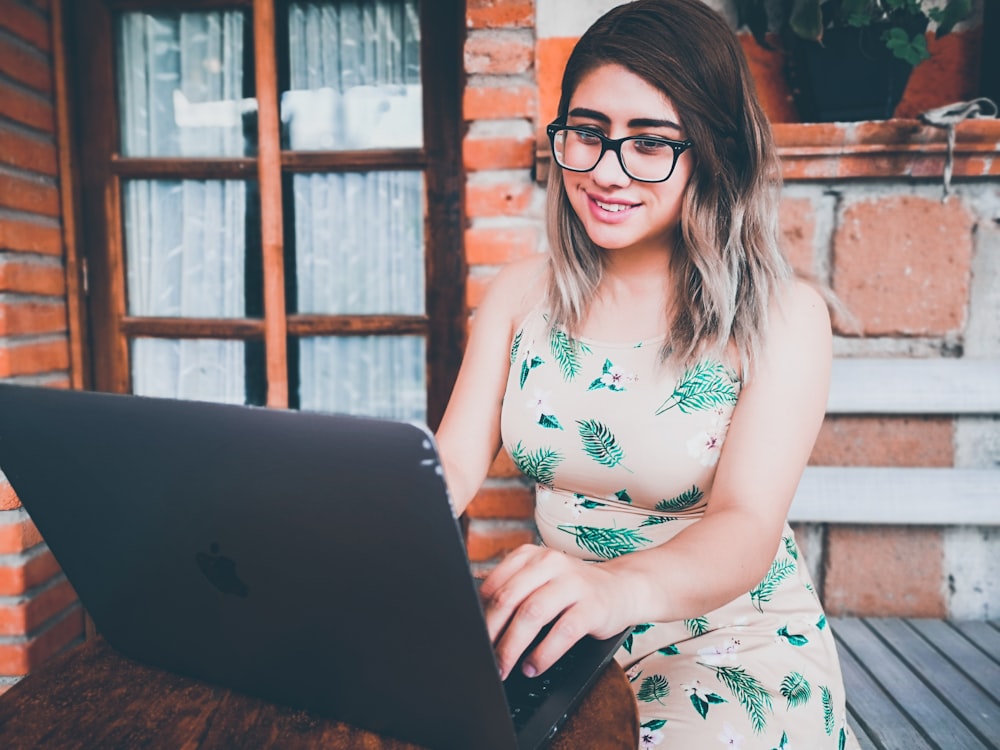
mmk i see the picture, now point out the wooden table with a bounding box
[0,637,639,749]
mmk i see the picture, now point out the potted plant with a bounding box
[738,0,973,121]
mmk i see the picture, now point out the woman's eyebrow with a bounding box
[566,107,681,131]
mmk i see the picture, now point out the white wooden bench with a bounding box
[789,358,1000,526]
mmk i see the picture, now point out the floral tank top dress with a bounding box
[500,307,858,750]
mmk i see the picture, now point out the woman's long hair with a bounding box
[545,0,791,378]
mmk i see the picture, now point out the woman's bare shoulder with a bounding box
[478,254,549,323]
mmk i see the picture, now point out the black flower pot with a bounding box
[786,17,929,122]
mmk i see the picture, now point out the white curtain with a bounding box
[285,1,427,421]
[118,11,248,403]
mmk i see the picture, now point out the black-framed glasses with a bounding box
[546,120,693,183]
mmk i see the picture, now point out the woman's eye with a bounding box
[573,129,602,144]
[633,138,670,153]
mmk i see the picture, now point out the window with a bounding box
[69,0,465,426]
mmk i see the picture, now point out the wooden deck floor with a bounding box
[832,618,1000,750]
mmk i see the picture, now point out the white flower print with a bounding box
[526,388,552,420]
[697,637,740,665]
[639,725,665,747]
[687,408,732,466]
[600,363,637,390]
[718,722,745,748]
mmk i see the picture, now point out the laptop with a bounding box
[0,384,630,750]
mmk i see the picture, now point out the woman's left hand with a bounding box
[478,544,633,680]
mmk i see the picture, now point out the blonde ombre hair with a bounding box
[545,0,791,377]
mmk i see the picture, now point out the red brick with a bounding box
[778,196,817,276]
[0,578,79,637]
[488,449,522,479]
[464,84,535,121]
[0,338,70,378]
[465,177,535,217]
[0,216,63,255]
[0,79,54,132]
[0,126,57,175]
[463,136,534,171]
[465,225,538,265]
[0,1,51,52]
[811,416,954,467]
[0,301,67,336]
[466,523,536,563]
[467,0,533,29]
[895,29,981,120]
[0,515,43,556]
[535,37,576,124]
[831,196,974,336]
[467,484,534,519]
[823,526,946,618]
[0,549,61,596]
[0,261,66,294]
[738,32,799,124]
[0,34,52,95]
[0,606,84,676]
[0,480,18,511]
[465,32,533,75]
[0,173,60,217]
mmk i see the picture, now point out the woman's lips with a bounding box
[587,194,639,223]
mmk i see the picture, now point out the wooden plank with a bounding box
[827,358,1000,415]
[952,621,1000,667]
[867,618,1000,746]
[847,709,879,750]
[832,618,989,749]
[907,619,1000,698]
[790,467,1000,525]
[833,622,932,749]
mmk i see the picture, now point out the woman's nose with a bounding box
[590,146,631,187]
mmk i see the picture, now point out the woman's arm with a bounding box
[483,279,833,678]
[435,256,548,516]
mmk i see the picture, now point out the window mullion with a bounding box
[253,0,289,407]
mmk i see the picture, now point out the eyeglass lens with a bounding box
[551,128,680,182]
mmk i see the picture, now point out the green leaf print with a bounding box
[783,536,799,560]
[655,360,738,415]
[509,329,522,364]
[614,488,634,504]
[550,327,583,381]
[839,727,847,750]
[656,485,703,513]
[817,614,828,630]
[771,731,791,750]
[556,524,651,559]
[509,441,562,486]
[685,617,710,637]
[519,355,544,390]
[657,644,680,656]
[537,413,563,430]
[777,625,809,646]
[637,674,670,704]
[749,559,796,613]
[780,672,812,708]
[576,419,631,472]
[689,691,727,720]
[621,623,654,654]
[704,664,773,735]
[821,685,835,735]
[641,719,667,731]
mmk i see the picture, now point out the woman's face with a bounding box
[559,63,693,257]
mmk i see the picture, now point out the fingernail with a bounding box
[522,663,537,678]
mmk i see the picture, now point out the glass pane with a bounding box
[292,171,424,314]
[117,10,254,157]
[123,179,257,318]
[297,335,426,421]
[131,338,248,404]
[282,1,422,150]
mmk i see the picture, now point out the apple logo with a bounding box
[196,542,249,598]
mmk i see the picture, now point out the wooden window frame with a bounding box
[65,0,466,427]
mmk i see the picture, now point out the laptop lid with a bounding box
[0,385,627,750]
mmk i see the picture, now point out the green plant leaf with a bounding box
[821,685,835,735]
[790,0,824,40]
[780,671,812,708]
[550,328,582,381]
[537,413,563,430]
[655,360,738,415]
[749,559,796,613]
[704,664,773,735]
[556,524,651,559]
[934,0,971,36]
[637,674,670,704]
[685,616,710,637]
[509,441,562,486]
[576,419,630,472]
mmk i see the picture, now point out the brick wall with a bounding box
[461,0,999,619]
[0,0,84,695]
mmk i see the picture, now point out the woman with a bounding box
[436,1,857,747]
